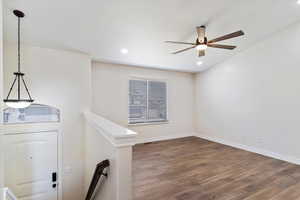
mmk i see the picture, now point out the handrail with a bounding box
[85,160,110,200]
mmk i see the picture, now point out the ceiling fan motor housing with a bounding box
[196,37,207,45]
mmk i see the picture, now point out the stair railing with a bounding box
[85,159,110,200]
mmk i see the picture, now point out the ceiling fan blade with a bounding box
[207,43,237,50]
[208,30,244,43]
[198,50,205,57]
[172,46,196,54]
[196,26,206,43]
[165,41,196,45]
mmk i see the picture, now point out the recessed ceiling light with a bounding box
[297,0,300,4]
[121,48,128,54]
[196,61,203,66]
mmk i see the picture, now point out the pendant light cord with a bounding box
[18,16,20,73]
[17,16,21,100]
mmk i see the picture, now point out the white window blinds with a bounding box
[129,79,167,124]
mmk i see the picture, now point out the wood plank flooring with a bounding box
[133,137,300,200]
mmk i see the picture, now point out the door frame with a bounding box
[2,122,63,200]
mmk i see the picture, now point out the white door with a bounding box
[4,131,58,200]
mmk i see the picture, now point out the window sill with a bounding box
[128,121,169,127]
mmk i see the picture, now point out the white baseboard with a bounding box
[195,133,300,165]
[135,133,196,144]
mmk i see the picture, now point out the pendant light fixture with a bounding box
[4,10,34,108]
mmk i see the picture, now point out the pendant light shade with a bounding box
[4,10,34,108]
[5,101,32,109]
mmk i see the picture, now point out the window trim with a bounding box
[128,77,168,125]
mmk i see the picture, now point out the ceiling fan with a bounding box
[165,26,245,57]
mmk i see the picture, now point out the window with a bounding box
[129,79,167,124]
[3,104,60,124]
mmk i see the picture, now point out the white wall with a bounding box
[195,22,300,164]
[0,0,4,193]
[92,62,195,143]
[3,45,91,200]
[84,111,136,200]
[84,124,117,200]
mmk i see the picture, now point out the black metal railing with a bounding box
[85,159,110,200]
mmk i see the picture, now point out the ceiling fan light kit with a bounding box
[4,10,34,109]
[165,25,245,57]
[196,44,208,51]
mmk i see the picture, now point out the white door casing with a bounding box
[4,131,59,200]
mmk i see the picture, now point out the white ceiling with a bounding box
[3,0,300,72]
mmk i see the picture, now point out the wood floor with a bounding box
[133,137,300,200]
